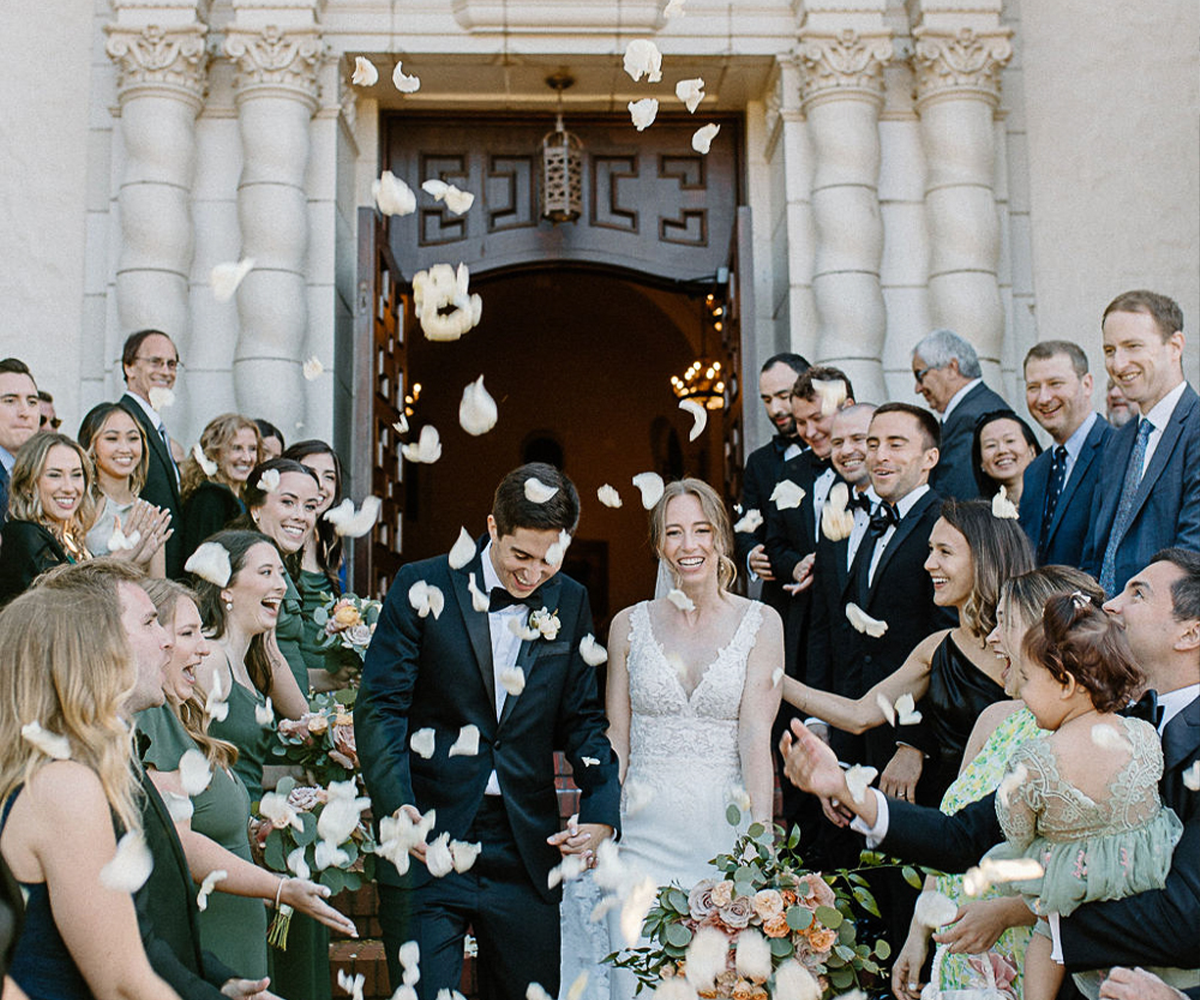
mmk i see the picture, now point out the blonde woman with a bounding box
[0,433,96,606]
[0,586,176,1000]
[603,479,783,1000]
[179,414,260,565]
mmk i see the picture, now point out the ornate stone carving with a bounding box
[912,26,1013,105]
[223,24,323,104]
[104,22,208,103]
[798,28,894,107]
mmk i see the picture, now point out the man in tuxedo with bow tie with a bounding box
[0,358,40,527]
[356,463,620,1000]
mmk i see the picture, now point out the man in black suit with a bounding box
[1019,340,1112,566]
[0,358,39,526]
[736,352,811,619]
[356,463,621,1000]
[782,548,1200,998]
[911,329,1008,501]
[119,330,184,577]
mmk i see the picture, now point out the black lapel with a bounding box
[121,393,179,503]
[498,575,564,730]
[448,548,496,708]
[867,490,937,603]
[1162,695,1200,775]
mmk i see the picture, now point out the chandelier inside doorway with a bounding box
[670,291,728,410]
[539,72,584,225]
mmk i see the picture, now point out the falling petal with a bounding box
[302,356,325,381]
[620,876,658,947]
[663,0,686,17]
[632,472,665,509]
[545,528,572,568]
[260,790,303,833]
[401,424,443,463]
[147,387,176,411]
[771,667,784,687]
[458,376,498,436]
[914,889,959,928]
[393,414,409,435]
[685,925,729,990]
[895,692,923,725]
[252,696,274,730]
[398,940,421,984]
[1183,760,1200,791]
[733,509,763,534]
[524,477,559,503]
[191,442,217,478]
[691,123,720,154]
[448,840,481,874]
[196,869,228,912]
[373,171,417,217]
[628,98,659,131]
[992,486,1019,519]
[179,747,213,795]
[443,186,475,215]
[527,985,553,1000]
[623,39,663,83]
[351,56,378,86]
[596,484,623,508]
[875,692,896,727]
[211,258,255,303]
[845,764,879,804]
[448,724,480,757]
[812,377,848,418]
[448,528,477,570]
[324,496,383,538]
[846,602,888,637]
[821,482,855,542]
[773,960,821,1000]
[508,617,541,642]
[164,791,194,823]
[392,61,421,93]
[287,846,311,880]
[338,970,366,1000]
[100,830,154,892]
[499,666,526,696]
[315,839,350,870]
[1091,722,1132,752]
[203,670,229,723]
[410,728,436,759]
[582,756,600,767]
[997,762,1029,809]
[408,580,446,620]
[735,929,772,982]
[770,479,806,510]
[964,857,1045,897]
[679,398,707,441]
[728,784,751,812]
[624,779,655,816]
[579,634,608,666]
[548,853,587,889]
[20,721,70,760]
[467,572,490,613]
[675,77,704,113]
[256,469,281,495]
[566,972,589,1000]
[666,588,695,613]
[425,833,454,877]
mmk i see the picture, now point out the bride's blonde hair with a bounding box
[649,478,737,591]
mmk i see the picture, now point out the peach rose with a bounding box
[307,713,329,735]
[751,889,784,922]
[330,723,358,769]
[749,989,768,1000]
[710,880,735,908]
[333,602,363,628]
[761,913,790,939]
[797,874,836,910]
[806,927,836,953]
[731,979,753,1000]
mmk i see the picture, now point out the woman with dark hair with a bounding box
[253,419,285,462]
[77,402,172,570]
[783,499,1036,805]
[972,409,1042,505]
[179,414,260,564]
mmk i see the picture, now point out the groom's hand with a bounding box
[546,813,613,867]
[400,804,430,862]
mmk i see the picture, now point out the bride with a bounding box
[604,478,783,999]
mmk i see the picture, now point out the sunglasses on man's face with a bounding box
[40,415,62,430]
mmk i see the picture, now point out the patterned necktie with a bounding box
[1038,445,1069,558]
[1099,418,1154,594]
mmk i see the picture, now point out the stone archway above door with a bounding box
[382,113,742,283]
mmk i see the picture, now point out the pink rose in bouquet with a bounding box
[689,879,720,921]
[717,895,754,929]
[329,723,358,769]
[710,880,735,908]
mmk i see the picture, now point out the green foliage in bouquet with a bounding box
[270,690,359,787]
[313,592,382,662]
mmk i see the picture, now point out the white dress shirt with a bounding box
[125,389,180,483]
[0,445,14,476]
[1057,411,1099,487]
[1137,379,1188,475]
[812,466,837,536]
[480,541,529,796]
[867,484,930,586]
[941,378,982,423]
[846,485,880,572]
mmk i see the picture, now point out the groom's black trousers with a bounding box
[378,797,560,1000]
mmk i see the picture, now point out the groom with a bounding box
[356,463,621,1000]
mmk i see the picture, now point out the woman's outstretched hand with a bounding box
[279,878,359,937]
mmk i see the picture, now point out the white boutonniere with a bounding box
[528,607,561,641]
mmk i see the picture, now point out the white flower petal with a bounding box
[596,484,623,508]
[666,588,695,613]
[422,179,449,200]
[631,471,665,509]
[467,572,490,613]
[844,763,879,804]
[691,123,720,154]
[914,889,959,929]
[100,830,154,892]
[545,528,572,568]
[211,258,255,303]
[302,356,325,381]
[398,939,421,984]
[448,527,477,570]
[373,171,417,217]
[257,468,281,494]
[895,691,923,725]
[392,414,409,435]
[524,477,559,503]
[179,747,213,795]
[185,540,231,587]
[997,762,1029,809]
[1091,722,1132,753]
[147,387,176,411]
[579,634,608,666]
[582,756,600,767]
[679,398,707,441]
[620,875,658,947]
[410,728,436,759]
[663,0,687,18]
[401,424,443,463]
[811,377,848,418]
[653,981,698,1000]
[408,580,446,620]
[20,721,71,760]
[628,98,659,131]
[315,839,350,871]
[442,186,475,215]
[458,376,498,436]
[735,928,772,982]
[548,852,587,889]
[287,846,311,880]
[685,925,729,990]
[623,39,663,82]
[675,76,704,113]
[773,960,821,1000]
[770,479,806,510]
[392,61,421,93]
[508,617,541,642]
[527,985,553,1000]
[623,779,655,817]
[351,56,378,87]
[191,442,218,478]
[498,666,526,696]
[164,791,194,823]
[846,602,888,637]
[317,783,370,845]
[728,784,751,812]
[255,695,274,727]
[771,667,784,687]
[448,724,480,757]
[260,791,303,833]
[875,692,896,726]
[338,970,366,1000]
[1184,760,1200,792]
[992,485,1019,519]
[733,508,763,534]
[566,971,589,1000]
[324,496,383,537]
[426,832,454,877]
[449,840,481,874]
[196,869,227,912]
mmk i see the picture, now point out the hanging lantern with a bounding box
[540,73,583,225]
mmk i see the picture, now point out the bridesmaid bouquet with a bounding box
[314,592,382,661]
[607,816,893,999]
[271,691,359,786]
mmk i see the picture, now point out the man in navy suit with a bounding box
[911,329,1008,501]
[1082,291,1200,595]
[0,358,39,526]
[355,463,620,1000]
[1019,340,1112,566]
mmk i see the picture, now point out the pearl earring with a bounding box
[225,600,233,611]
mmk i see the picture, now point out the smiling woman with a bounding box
[971,410,1042,505]
[178,414,262,565]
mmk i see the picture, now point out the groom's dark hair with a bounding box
[493,462,580,537]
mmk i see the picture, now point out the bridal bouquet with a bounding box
[314,592,382,661]
[608,818,891,999]
[271,691,359,786]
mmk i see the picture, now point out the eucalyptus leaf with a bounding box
[830,967,854,989]
[263,829,286,871]
[295,811,318,847]
[725,803,741,826]
[768,937,794,958]
[664,922,693,948]
[665,888,690,915]
[785,905,812,931]
[875,939,892,960]
[816,904,842,929]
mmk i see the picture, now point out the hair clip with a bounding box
[1070,590,1090,610]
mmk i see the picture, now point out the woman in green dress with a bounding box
[179,414,260,567]
[137,578,356,979]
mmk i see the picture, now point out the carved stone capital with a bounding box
[105,22,208,106]
[797,28,894,108]
[223,24,324,107]
[912,25,1013,106]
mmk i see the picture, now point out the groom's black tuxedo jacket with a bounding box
[356,545,621,902]
[879,694,1200,977]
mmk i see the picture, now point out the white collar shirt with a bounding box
[480,541,528,795]
[941,378,982,423]
[1058,411,1099,486]
[867,484,930,587]
[0,445,14,476]
[846,485,880,572]
[1158,683,1199,734]
[1138,380,1188,476]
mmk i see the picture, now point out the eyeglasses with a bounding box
[913,365,935,385]
[135,356,181,371]
[40,416,62,430]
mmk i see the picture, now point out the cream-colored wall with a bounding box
[1020,0,1200,390]
[0,0,94,429]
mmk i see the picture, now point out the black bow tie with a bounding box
[848,492,873,515]
[1123,689,1163,728]
[868,503,899,537]
[488,588,544,613]
[811,455,832,474]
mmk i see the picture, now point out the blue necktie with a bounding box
[1038,445,1068,561]
[1099,419,1154,595]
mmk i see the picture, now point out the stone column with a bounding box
[105,8,208,368]
[798,7,893,402]
[912,3,1013,385]
[223,7,323,431]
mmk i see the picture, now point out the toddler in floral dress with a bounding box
[987,593,1184,1000]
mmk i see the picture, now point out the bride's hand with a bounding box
[546,813,612,866]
